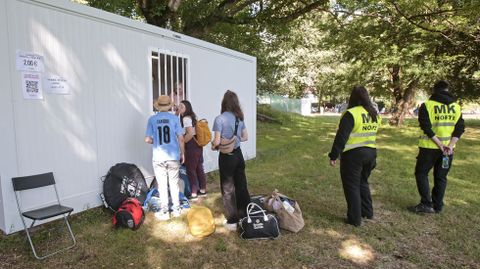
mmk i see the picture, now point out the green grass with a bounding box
[1,105,479,268]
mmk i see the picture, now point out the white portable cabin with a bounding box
[0,0,256,234]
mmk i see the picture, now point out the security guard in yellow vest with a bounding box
[329,86,381,226]
[409,80,465,214]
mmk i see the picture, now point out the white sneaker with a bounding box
[154,210,170,221]
[224,222,237,231]
[171,207,182,218]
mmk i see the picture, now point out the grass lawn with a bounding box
[1,105,479,268]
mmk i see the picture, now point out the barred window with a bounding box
[151,50,188,112]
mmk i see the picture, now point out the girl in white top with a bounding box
[178,100,207,200]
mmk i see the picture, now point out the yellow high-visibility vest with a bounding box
[418,100,461,149]
[343,106,381,152]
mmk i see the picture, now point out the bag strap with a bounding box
[246,202,268,223]
[225,117,239,144]
[100,193,115,212]
[233,117,239,139]
[219,117,240,146]
[272,190,296,205]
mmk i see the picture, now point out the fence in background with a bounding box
[258,94,311,115]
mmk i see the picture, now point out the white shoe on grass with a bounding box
[154,210,170,221]
[171,207,182,218]
[224,222,237,231]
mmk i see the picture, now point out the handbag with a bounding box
[239,203,280,240]
[265,190,304,233]
[218,117,239,154]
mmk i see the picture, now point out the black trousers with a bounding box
[415,148,453,211]
[340,147,376,226]
[219,147,250,224]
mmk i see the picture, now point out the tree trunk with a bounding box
[389,79,418,126]
[390,65,402,103]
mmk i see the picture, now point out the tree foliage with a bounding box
[77,0,479,126]
[83,0,328,37]
[267,15,347,100]
[390,0,480,101]
[317,0,480,125]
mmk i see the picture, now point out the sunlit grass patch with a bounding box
[339,239,375,265]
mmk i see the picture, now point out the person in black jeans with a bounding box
[212,90,250,231]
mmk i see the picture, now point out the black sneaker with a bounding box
[408,203,435,214]
[198,191,207,197]
[433,205,442,214]
[343,219,361,227]
[362,215,375,223]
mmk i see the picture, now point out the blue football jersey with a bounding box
[145,112,184,161]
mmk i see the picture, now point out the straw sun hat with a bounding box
[154,95,173,112]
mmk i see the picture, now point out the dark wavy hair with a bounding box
[221,90,244,121]
[433,80,449,94]
[180,100,197,127]
[347,86,378,122]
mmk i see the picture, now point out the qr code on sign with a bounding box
[25,80,39,94]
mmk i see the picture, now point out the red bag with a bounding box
[112,198,145,230]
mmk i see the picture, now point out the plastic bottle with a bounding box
[442,155,450,169]
[282,200,295,214]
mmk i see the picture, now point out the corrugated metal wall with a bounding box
[0,0,256,234]
[0,0,18,233]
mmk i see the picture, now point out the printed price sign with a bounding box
[16,51,44,72]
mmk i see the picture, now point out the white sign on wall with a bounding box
[45,75,70,94]
[16,50,44,72]
[21,72,43,100]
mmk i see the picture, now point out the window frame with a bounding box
[148,47,190,112]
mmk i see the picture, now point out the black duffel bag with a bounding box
[239,203,280,240]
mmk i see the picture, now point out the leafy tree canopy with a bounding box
[316,0,480,124]
[75,0,480,125]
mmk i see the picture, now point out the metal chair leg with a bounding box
[20,214,76,260]
[63,212,77,247]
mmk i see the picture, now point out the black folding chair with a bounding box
[12,172,76,259]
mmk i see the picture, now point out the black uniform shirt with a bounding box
[328,112,354,161]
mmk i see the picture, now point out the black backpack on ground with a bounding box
[101,163,149,211]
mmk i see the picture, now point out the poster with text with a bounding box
[45,75,70,94]
[21,72,43,100]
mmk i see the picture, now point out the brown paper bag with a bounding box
[265,190,304,233]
